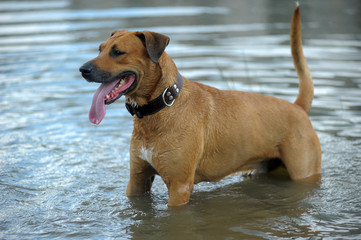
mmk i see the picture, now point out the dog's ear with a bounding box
[135,31,170,63]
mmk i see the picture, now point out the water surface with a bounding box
[1,0,361,239]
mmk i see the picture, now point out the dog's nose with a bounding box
[79,63,93,74]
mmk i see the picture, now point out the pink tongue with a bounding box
[89,81,119,125]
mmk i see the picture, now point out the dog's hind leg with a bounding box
[280,132,321,182]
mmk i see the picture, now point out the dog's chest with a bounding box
[138,146,156,170]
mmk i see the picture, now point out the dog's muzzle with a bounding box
[79,61,138,125]
[79,62,112,83]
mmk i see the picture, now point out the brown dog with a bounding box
[80,5,321,206]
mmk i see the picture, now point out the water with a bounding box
[1,0,360,239]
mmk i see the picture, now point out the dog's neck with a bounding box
[126,52,177,105]
[125,71,183,119]
[125,53,183,119]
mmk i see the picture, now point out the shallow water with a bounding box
[1,0,361,239]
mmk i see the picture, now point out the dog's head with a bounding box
[79,30,170,124]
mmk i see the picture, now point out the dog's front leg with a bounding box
[126,156,156,197]
[165,179,194,207]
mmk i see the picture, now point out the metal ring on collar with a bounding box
[162,88,175,107]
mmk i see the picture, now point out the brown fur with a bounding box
[81,6,321,207]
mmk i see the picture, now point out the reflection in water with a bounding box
[128,177,321,239]
[0,0,360,239]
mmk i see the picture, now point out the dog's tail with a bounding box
[291,3,313,114]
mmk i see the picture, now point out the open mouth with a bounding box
[89,71,137,125]
[104,72,137,105]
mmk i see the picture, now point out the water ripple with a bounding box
[0,0,360,239]
[0,6,228,23]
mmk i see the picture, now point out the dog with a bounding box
[79,5,321,207]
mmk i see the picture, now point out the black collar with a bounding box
[125,72,183,118]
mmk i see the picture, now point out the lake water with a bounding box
[1,0,360,239]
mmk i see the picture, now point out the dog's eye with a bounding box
[110,45,125,57]
[112,49,125,57]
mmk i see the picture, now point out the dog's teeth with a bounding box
[118,80,124,88]
[106,95,110,99]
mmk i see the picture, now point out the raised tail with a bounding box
[291,4,313,114]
